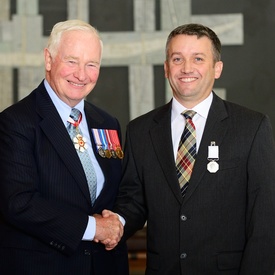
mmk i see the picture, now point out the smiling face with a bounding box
[44,30,102,107]
[164,34,223,108]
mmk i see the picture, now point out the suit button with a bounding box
[84,249,91,256]
[180,253,187,259]
[181,215,187,221]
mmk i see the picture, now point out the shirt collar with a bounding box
[171,92,213,122]
[44,79,85,126]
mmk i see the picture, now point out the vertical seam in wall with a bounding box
[12,67,18,103]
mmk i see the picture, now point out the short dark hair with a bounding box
[165,23,221,63]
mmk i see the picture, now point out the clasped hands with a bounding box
[93,209,123,250]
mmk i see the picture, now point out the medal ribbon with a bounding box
[67,112,82,128]
[104,129,113,150]
[109,130,121,150]
[91,129,102,150]
[98,129,108,150]
[109,130,124,159]
[207,141,219,161]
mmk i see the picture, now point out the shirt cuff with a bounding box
[82,216,96,241]
[117,214,126,226]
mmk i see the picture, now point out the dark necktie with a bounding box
[175,110,197,197]
[67,108,97,205]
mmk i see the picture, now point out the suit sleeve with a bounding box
[240,115,275,274]
[114,123,147,240]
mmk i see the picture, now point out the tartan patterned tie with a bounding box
[176,110,197,197]
[67,108,97,205]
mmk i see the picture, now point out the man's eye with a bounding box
[173,57,182,63]
[195,57,203,62]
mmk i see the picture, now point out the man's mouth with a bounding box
[179,77,197,83]
[68,81,85,87]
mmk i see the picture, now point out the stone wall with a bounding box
[0,0,274,137]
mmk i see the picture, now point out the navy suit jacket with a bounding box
[115,93,275,275]
[0,81,129,275]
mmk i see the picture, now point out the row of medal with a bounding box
[92,129,124,159]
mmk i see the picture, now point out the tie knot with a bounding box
[70,108,81,122]
[183,110,196,120]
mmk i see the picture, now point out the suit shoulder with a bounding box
[84,100,116,120]
[84,100,120,127]
[129,103,170,127]
[219,99,272,135]
[0,89,37,120]
[223,99,265,121]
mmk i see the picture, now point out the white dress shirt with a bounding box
[171,93,213,160]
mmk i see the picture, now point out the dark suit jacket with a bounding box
[0,81,129,275]
[114,93,275,275]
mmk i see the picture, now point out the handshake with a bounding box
[93,209,123,250]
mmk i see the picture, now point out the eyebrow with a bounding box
[171,52,206,57]
[64,55,100,65]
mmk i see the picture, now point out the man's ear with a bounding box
[214,61,223,79]
[164,61,169,78]
[44,48,52,71]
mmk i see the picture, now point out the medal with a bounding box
[207,160,219,173]
[104,130,114,159]
[105,130,117,159]
[104,149,112,159]
[98,129,110,158]
[115,147,124,159]
[110,149,117,158]
[207,141,219,173]
[109,130,124,159]
[73,134,88,152]
[98,146,106,158]
[68,113,88,152]
[92,129,105,157]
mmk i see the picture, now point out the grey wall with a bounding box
[1,0,274,139]
[91,0,275,138]
[192,0,275,135]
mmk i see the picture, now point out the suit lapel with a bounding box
[183,93,229,204]
[150,102,184,204]
[36,84,91,203]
